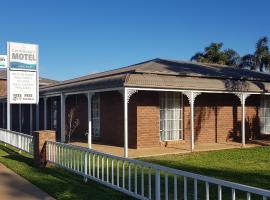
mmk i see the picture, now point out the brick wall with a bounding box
[135,91,160,148]
[98,91,137,148]
[60,91,261,149]
[182,93,260,145]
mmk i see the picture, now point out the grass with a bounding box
[0,143,134,200]
[139,146,270,190]
[0,143,269,200]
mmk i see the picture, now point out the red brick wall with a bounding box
[135,91,160,148]
[99,91,124,147]
[99,91,137,148]
[62,91,261,149]
[183,93,260,145]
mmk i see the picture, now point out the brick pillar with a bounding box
[33,130,56,167]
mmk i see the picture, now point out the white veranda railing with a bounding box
[47,141,270,200]
[0,128,33,155]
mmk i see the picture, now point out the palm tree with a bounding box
[240,36,270,71]
[191,43,240,66]
[239,54,256,70]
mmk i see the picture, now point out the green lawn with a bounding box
[0,143,269,200]
[140,146,270,190]
[0,144,133,200]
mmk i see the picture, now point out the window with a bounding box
[160,92,183,141]
[92,94,100,137]
[260,95,270,135]
[52,99,58,130]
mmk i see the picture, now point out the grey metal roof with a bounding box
[133,59,270,82]
[39,58,270,95]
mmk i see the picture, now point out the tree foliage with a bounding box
[191,42,240,66]
[191,36,270,72]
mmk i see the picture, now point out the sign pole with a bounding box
[7,42,10,130]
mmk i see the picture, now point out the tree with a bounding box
[240,36,270,71]
[223,48,240,66]
[191,43,240,66]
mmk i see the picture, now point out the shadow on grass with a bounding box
[141,157,270,191]
[0,144,134,200]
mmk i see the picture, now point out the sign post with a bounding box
[7,42,39,130]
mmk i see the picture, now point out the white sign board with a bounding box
[8,42,38,71]
[9,71,37,104]
[7,42,39,104]
[0,55,7,69]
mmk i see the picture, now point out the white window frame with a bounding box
[160,92,183,141]
[92,94,101,137]
[260,95,270,135]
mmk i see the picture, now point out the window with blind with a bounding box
[92,94,101,137]
[160,92,183,141]
[260,95,270,135]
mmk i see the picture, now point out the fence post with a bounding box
[33,130,56,167]
[155,170,161,200]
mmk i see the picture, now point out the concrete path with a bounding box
[73,141,261,158]
[0,163,55,200]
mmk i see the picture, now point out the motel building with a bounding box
[0,58,270,157]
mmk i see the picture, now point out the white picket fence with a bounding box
[0,128,33,155]
[47,141,270,200]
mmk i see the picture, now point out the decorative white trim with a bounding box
[125,87,264,95]
[83,92,95,99]
[119,88,138,103]
[182,91,201,105]
[235,93,251,105]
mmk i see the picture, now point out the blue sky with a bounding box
[0,0,269,81]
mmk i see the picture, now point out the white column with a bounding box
[236,93,250,147]
[124,88,128,158]
[8,104,12,130]
[241,93,249,147]
[19,104,22,132]
[190,92,195,151]
[30,104,33,134]
[44,97,47,130]
[183,91,201,152]
[61,93,66,142]
[242,97,245,147]
[235,93,250,147]
[7,56,10,130]
[87,93,93,149]
[36,103,39,130]
[2,102,4,128]
[120,88,138,158]
[7,102,10,130]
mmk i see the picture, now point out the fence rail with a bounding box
[47,141,270,200]
[0,128,33,155]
